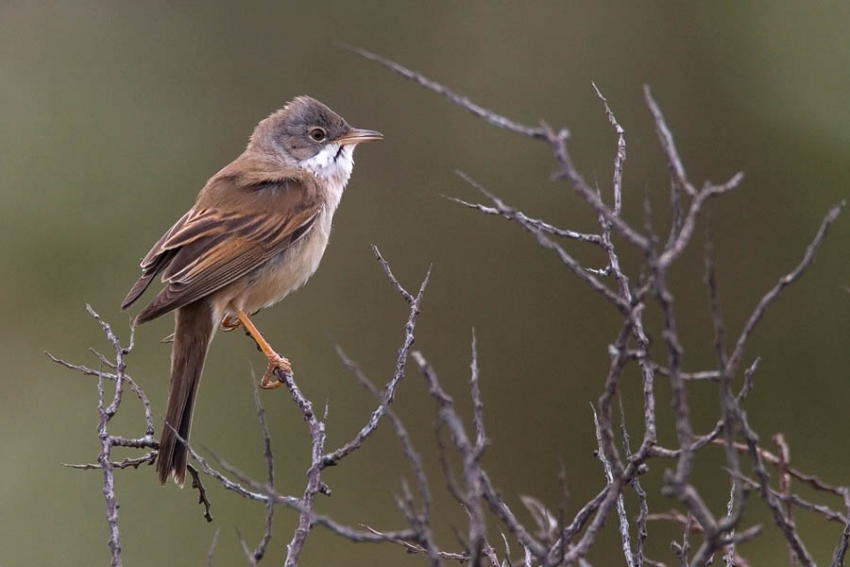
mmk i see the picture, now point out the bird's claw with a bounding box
[259,353,292,389]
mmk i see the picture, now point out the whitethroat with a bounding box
[122,96,382,485]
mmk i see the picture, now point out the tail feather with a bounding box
[157,301,215,486]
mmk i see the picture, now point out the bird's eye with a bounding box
[309,127,327,142]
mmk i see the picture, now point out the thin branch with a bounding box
[323,249,431,466]
[831,492,850,567]
[445,195,602,244]
[644,85,696,197]
[341,44,548,139]
[726,201,845,375]
[250,377,275,562]
[592,405,634,567]
[337,348,442,565]
[206,528,220,567]
[455,170,629,312]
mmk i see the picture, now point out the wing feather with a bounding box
[124,172,323,323]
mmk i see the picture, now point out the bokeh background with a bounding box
[2,2,849,565]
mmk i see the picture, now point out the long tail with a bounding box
[157,300,215,486]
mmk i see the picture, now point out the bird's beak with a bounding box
[338,128,383,145]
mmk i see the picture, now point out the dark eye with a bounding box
[309,127,327,142]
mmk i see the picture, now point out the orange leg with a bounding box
[235,309,292,389]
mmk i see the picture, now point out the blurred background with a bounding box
[2,2,849,565]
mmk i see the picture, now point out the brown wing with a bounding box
[123,173,323,324]
[121,210,192,310]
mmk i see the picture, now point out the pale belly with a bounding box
[217,211,333,318]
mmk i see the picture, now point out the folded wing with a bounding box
[122,175,322,323]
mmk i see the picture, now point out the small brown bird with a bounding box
[122,96,382,485]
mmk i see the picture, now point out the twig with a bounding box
[49,305,138,567]
[592,405,634,567]
[323,248,431,467]
[726,201,845,376]
[455,170,629,312]
[341,44,548,140]
[250,377,275,561]
[445,195,602,244]
[337,348,442,564]
[206,528,220,567]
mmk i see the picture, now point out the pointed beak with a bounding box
[338,128,383,145]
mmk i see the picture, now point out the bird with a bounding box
[122,96,382,485]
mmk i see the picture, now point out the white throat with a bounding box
[301,143,355,211]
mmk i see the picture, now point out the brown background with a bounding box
[2,2,849,565]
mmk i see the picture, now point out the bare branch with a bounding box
[206,528,220,567]
[446,195,603,244]
[456,170,629,312]
[726,201,846,375]
[644,85,696,197]
[341,44,547,139]
[323,250,431,466]
[249,377,275,562]
[592,405,634,567]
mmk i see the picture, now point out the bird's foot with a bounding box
[220,314,242,332]
[259,353,293,389]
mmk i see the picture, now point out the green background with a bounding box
[2,2,849,565]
